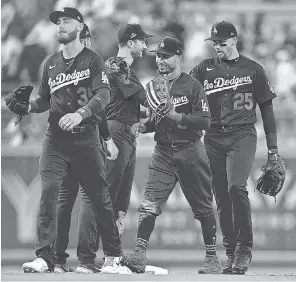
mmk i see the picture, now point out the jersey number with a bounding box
[77,87,93,106]
[234,93,253,110]
[201,99,209,112]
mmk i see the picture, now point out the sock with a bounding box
[135,238,148,251]
[200,215,217,257]
[135,212,156,251]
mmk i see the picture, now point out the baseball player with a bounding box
[21,7,123,274]
[54,23,119,273]
[54,23,153,273]
[124,37,223,274]
[80,23,92,48]
[190,21,280,275]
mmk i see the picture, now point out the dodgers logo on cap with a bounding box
[151,37,183,56]
[130,33,137,39]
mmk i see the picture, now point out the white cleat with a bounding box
[100,257,132,274]
[22,257,50,273]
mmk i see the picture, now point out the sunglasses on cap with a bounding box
[156,52,174,59]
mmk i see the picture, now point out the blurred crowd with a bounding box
[2,0,296,151]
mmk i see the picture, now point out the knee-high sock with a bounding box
[200,215,217,256]
[135,212,156,251]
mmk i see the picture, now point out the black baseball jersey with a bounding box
[190,55,277,126]
[152,72,210,143]
[38,47,110,123]
[106,66,146,124]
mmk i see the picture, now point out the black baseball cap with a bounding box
[205,21,237,41]
[151,37,183,56]
[80,24,91,39]
[49,7,84,24]
[117,23,154,44]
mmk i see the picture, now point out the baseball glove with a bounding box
[105,56,131,84]
[256,153,285,200]
[4,84,33,125]
[121,250,146,273]
[146,76,174,118]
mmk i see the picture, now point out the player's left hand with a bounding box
[105,138,119,160]
[59,113,83,131]
[256,149,285,198]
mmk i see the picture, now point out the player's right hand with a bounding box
[105,138,119,160]
[59,113,82,131]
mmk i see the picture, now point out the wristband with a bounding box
[76,106,91,120]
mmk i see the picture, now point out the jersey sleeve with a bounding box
[30,61,51,113]
[90,55,110,92]
[179,78,211,130]
[38,61,51,99]
[189,62,204,84]
[192,79,211,117]
[118,69,145,100]
[253,65,277,103]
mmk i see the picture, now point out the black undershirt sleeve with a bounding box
[258,99,278,149]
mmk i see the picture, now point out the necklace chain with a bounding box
[165,72,182,91]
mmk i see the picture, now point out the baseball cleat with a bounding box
[223,256,234,274]
[198,255,223,274]
[76,261,103,273]
[22,257,50,273]
[121,249,146,273]
[100,256,129,274]
[232,253,252,275]
[54,263,74,273]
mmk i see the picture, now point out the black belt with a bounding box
[48,120,97,134]
[70,124,97,133]
[158,140,193,148]
[210,123,253,130]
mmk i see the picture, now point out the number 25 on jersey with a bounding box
[234,92,254,110]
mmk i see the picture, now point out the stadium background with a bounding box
[1,0,296,274]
